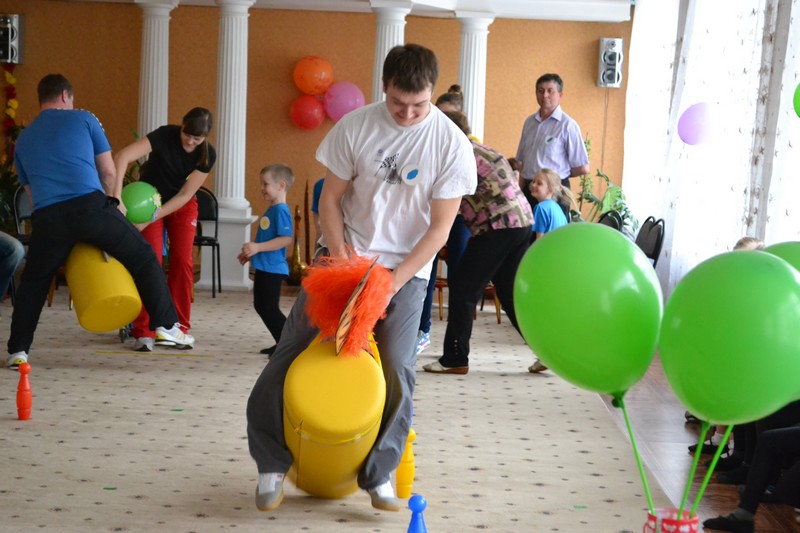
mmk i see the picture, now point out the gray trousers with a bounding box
[246,275,426,490]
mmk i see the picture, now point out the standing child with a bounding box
[238,164,294,357]
[528,167,574,373]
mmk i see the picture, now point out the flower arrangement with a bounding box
[0,63,22,232]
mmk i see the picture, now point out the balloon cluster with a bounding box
[290,56,366,130]
[513,226,800,427]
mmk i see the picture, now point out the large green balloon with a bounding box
[764,241,800,272]
[513,223,663,396]
[122,182,161,224]
[794,82,800,118]
[660,251,800,425]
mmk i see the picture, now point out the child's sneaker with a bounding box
[155,324,194,349]
[415,331,431,355]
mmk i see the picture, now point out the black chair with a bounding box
[194,186,221,297]
[597,209,623,231]
[635,216,666,267]
[12,185,64,306]
[13,185,32,247]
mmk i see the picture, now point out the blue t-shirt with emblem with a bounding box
[252,203,293,275]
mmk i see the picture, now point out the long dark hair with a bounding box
[182,107,213,167]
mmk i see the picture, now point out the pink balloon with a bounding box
[677,102,712,145]
[324,82,365,122]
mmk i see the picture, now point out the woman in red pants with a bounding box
[114,108,216,351]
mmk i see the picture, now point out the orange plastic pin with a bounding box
[16,362,31,421]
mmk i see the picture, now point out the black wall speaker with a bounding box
[0,14,24,64]
[597,37,623,89]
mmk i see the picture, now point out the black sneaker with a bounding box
[702,513,754,533]
[688,439,726,455]
[707,452,743,471]
[718,464,749,485]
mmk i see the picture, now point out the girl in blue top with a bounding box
[238,164,294,357]
[530,168,573,241]
[529,167,574,373]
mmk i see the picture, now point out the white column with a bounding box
[455,14,493,142]
[370,1,411,103]
[135,0,177,138]
[209,0,256,292]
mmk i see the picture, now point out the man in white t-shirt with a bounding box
[247,44,477,513]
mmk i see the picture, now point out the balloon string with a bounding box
[614,394,655,514]
[690,425,733,516]
[679,421,710,517]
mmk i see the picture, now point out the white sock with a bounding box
[258,473,284,493]
[710,433,723,446]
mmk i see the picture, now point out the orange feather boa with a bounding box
[302,254,393,356]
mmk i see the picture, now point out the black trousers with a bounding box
[253,269,286,343]
[739,425,800,513]
[439,226,531,368]
[8,191,178,354]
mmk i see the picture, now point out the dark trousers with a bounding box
[739,426,800,513]
[733,400,800,464]
[8,191,178,354]
[253,269,286,343]
[439,226,531,368]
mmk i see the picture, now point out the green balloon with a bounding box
[764,241,800,272]
[794,82,800,118]
[660,251,800,425]
[122,182,161,224]
[513,223,663,396]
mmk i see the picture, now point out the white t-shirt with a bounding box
[316,102,477,280]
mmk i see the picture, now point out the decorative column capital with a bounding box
[215,0,256,14]
[134,0,179,14]
[455,13,494,32]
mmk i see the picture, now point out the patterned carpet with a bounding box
[0,287,670,532]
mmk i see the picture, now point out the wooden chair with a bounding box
[434,245,502,323]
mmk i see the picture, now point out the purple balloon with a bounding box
[324,82,365,122]
[677,102,712,145]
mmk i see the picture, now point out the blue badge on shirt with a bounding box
[400,164,421,186]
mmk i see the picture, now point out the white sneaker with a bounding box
[6,351,28,369]
[255,473,285,511]
[155,324,194,348]
[133,337,154,352]
[415,331,431,355]
[367,479,401,512]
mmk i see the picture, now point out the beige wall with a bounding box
[4,1,631,232]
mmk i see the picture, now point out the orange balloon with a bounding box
[293,56,334,96]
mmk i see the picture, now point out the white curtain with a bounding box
[623,0,800,296]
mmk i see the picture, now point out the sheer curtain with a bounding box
[622,0,799,296]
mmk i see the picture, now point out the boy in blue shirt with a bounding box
[238,164,294,357]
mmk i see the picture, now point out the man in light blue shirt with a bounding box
[516,73,589,212]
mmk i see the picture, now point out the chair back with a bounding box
[597,209,623,231]
[13,185,33,243]
[635,216,666,267]
[195,186,219,239]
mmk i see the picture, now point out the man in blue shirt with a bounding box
[7,73,193,368]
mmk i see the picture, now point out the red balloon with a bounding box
[293,56,334,96]
[290,95,325,130]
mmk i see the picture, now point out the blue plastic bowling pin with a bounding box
[407,494,427,533]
